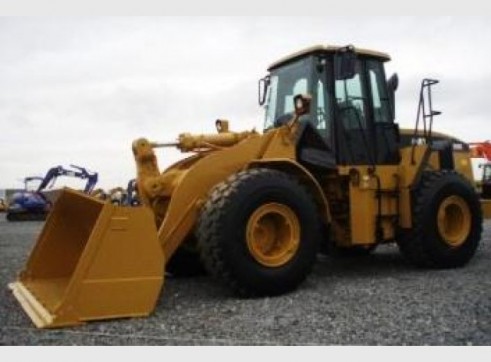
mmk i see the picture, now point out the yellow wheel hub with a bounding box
[437,195,471,247]
[246,203,300,267]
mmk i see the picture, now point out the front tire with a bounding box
[398,171,482,268]
[197,168,321,296]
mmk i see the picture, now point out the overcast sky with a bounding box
[1,16,490,189]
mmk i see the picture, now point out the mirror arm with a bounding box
[258,75,270,106]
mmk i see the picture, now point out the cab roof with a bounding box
[268,45,391,71]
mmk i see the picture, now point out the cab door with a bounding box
[366,59,400,165]
[333,56,399,165]
[333,57,374,165]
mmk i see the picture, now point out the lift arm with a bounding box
[36,165,98,194]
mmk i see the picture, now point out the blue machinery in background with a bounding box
[6,165,98,221]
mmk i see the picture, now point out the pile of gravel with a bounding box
[1,215,489,345]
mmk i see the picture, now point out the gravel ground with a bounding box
[0,214,490,345]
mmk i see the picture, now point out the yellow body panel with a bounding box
[334,165,399,246]
[348,167,399,244]
[454,151,475,185]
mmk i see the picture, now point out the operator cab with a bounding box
[259,45,400,167]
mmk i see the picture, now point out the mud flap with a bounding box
[9,188,165,328]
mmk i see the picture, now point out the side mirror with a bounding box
[258,76,270,106]
[335,45,357,80]
[387,73,399,92]
[387,73,399,121]
[294,94,312,116]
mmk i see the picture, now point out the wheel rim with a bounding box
[437,195,472,247]
[246,203,301,267]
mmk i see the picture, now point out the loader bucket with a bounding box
[9,188,165,328]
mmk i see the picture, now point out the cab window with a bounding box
[335,59,368,129]
[367,60,391,123]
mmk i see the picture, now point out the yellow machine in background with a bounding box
[0,198,7,213]
[90,182,140,206]
[9,45,487,328]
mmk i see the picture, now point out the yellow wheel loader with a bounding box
[9,45,489,328]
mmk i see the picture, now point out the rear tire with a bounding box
[197,168,321,296]
[398,171,482,268]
